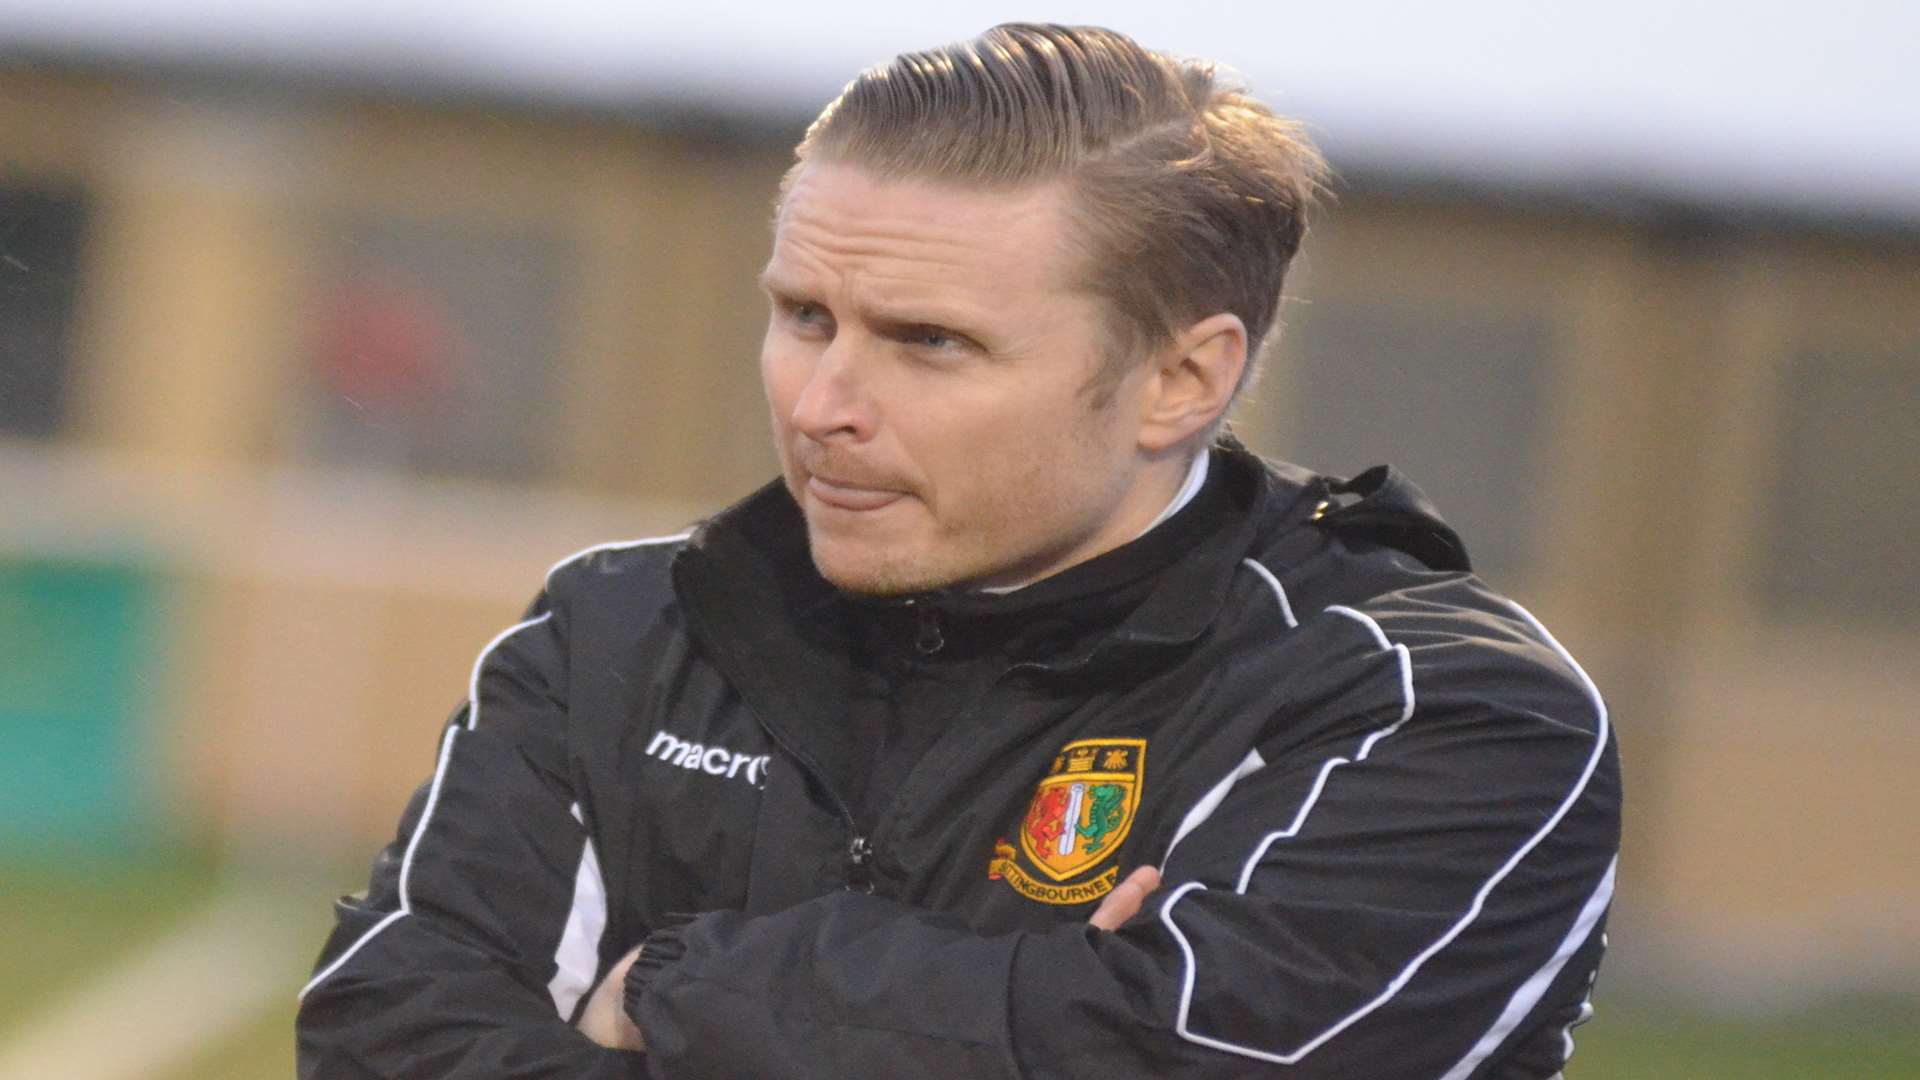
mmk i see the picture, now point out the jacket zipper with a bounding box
[844,835,874,892]
[745,687,889,894]
[749,597,951,894]
[849,599,945,889]
[906,597,945,655]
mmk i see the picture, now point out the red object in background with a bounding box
[311,268,464,412]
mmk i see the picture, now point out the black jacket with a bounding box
[297,445,1621,1078]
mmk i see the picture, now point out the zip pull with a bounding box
[910,600,945,655]
[845,834,875,893]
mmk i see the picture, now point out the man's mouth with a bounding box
[806,474,906,512]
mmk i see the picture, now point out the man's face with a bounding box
[759,163,1162,596]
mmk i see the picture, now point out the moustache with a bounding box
[793,449,910,493]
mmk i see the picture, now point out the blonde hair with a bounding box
[791,23,1327,403]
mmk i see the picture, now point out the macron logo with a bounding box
[645,731,772,788]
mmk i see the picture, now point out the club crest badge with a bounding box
[989,737,1146,905]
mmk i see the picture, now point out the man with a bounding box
[297,23,1619,1079]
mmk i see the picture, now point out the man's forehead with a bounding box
[768,164,1081,294]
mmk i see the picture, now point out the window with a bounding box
[297,210,573,480]
[1757,346,1920,625]
[1272,301,1554,579]
[0,182,90,439]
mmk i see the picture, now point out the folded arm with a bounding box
[295,601,647,1079]
[624,609,1619,1079]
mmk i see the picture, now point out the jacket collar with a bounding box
[672,441,1320,694]
[668,440,1470,809]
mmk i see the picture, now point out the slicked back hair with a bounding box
[788,23,1327,407]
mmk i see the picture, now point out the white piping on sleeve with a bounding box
[299,531,690,1001]
[1158,599,1612,1067]
[1562,996,1597,1064]
[1161,749,1266,872]
[472,533,694,732]
[546,802,609,1019]
[467,614,552,730]
[1232,749,1367,895]
[299,724,461,1001]
[1157,880,1213,1043]
[1239,558,1298,628]
[1329,604,1391,651]
[1229,605,1414,894]
[1158,559,1300,869]
[1437,856,1617,1080]
[544,533,691,586]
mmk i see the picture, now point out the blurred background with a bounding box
[2,2,1916,1075]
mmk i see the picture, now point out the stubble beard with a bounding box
[802,497,997,598]
[802,414,1121,598]
[810,547,948,598]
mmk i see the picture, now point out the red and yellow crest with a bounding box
[990,738,1146,904]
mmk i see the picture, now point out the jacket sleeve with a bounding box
[628,600,1620,1079]
[295,595,646,1079]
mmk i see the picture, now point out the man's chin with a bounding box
[811,558,938,598]
[807,540,961,597]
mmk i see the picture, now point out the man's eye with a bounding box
[903,327,969,353]
[782,301,832,333]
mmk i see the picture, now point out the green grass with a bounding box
[1570,1003,1920,1079]
[151,987,1920,1079]
[0,851,222,1033]
[7,857,1918,1078]
[160,994,300,1080]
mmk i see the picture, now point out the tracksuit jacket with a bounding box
[296,442,1622,1078]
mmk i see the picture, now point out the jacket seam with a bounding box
[1156,597,1611,1067]
[657,970,1019,1058]
[299,724,462,1000]
[302,534,686,1003]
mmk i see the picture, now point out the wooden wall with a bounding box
[3,63,1914,1002]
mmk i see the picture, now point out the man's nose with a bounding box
[788,337,878,442]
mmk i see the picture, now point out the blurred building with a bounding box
[2,38,1916,1013]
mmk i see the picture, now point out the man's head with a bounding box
[792,23,1325,403]
[760,23,1324,596]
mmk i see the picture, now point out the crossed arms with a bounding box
[296,591,1618,1079]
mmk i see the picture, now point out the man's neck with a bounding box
[1132,448,1211,539]
[978,450,1209,596]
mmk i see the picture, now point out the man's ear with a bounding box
[1136,312,1247,452]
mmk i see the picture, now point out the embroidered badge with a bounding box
[989,737,1146,905]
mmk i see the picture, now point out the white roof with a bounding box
[7,0,1917,222]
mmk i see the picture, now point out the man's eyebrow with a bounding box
[866,310,970,337]
[756,267,989,337]
[757,267,805,298]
